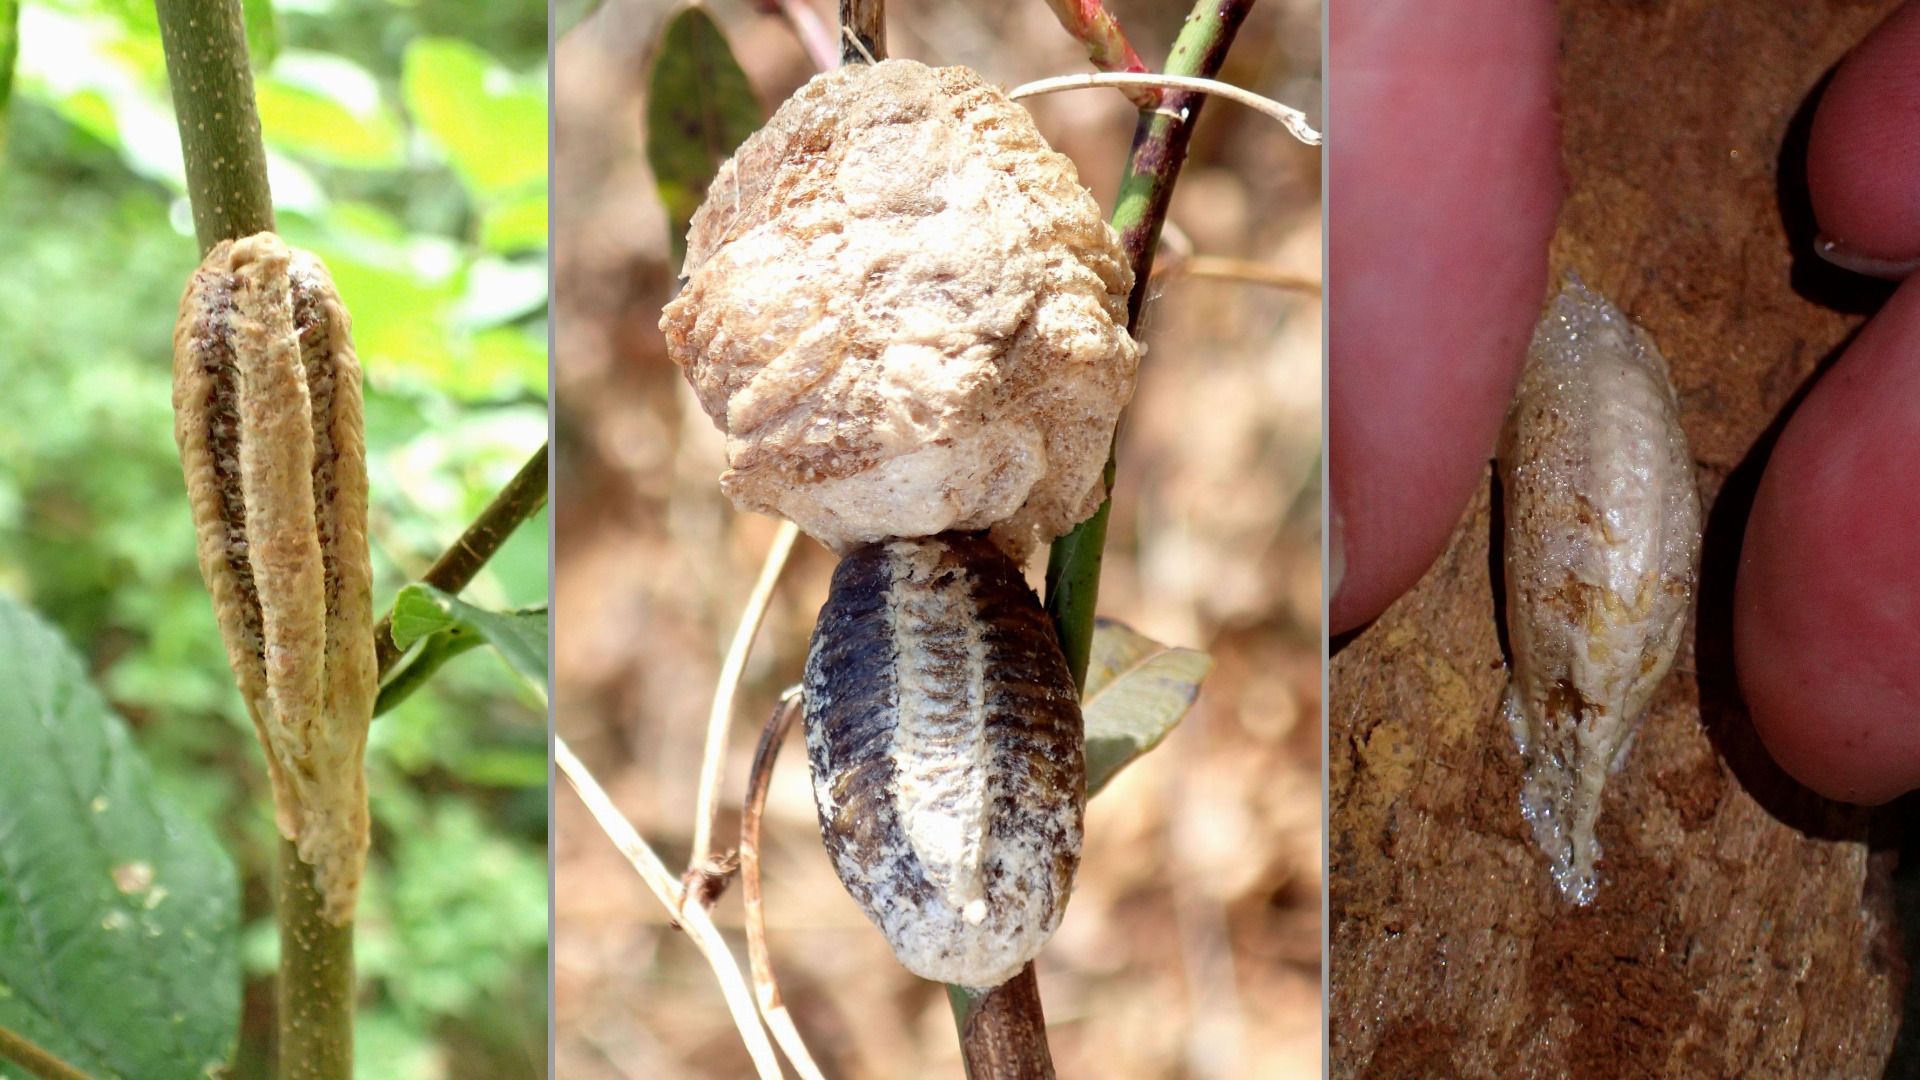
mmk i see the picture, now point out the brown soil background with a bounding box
[552,1,1323,1076]
[1330,2,1913,1077]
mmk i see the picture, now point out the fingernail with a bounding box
[1814,234,1920,281]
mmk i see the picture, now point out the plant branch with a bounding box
[556,736,783,1080]
[1039,0,1156,109]
[947,968,1053,1080]
[152,6,361,1079]
[0,1024,92,1080]
[374,442,550,679]
[686,520,800,884]
[1046,0,1257,688]
[154,0,273,253]
[951,1,1269,1073]
[740,691,827,1080]
[839,0,884,64]
[276,842,353,1079]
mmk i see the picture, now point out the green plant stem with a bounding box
[153,7,358,1078]
[154,0,274,253]
[0,1024,92,1080]
[373,441,550,679]
[945,1,1262,1074]
[276,840,353,1080]
[1045,0,1254,687]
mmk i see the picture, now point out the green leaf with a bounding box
[0,594,239,1078]
[402,38,545,198]
[645,3,760,268]
[1082,617,1213,797]
[380,585,547,716]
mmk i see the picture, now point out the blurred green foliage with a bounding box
[0,0,548,1075]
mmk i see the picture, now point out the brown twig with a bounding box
[947,967,1054,1080]
[739,691,827,1080]
[374,442,550,678]
[838,0,884,64]
[0,1025,92,1080]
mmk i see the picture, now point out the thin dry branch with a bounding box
[1008,73,1322,146]
[740,691,826,1080]
[555,736,783,1080]
[1174,256,1321,295]
[686,520,802,885]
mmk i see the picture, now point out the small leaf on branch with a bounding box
[1083,617,1214,796]
[387,584,548,699]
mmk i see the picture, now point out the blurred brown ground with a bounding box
[552,1,1322,1075]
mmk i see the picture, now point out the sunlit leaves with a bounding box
[402,36,545,198]
[255,57,402,167]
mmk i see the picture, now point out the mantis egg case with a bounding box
[802,532,1084,988]
[1497,277,1702,905]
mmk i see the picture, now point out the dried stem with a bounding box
[1008,72,1321,146]
[0,1025,92,1080]
[1167,256,1321,294]
[952,0,1271,1073]
[154,0,274,253]
[556,736,783,1080]
[839,0,884,63]
[374,442,550,678]
[686,520,800,884]
[1039,0,1156,109]
[740,692,827,1080]
[276,841,353,1079]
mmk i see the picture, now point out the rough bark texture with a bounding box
[1330,3,1910,1076]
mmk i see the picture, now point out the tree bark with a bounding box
[1330,2,1909,1076]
